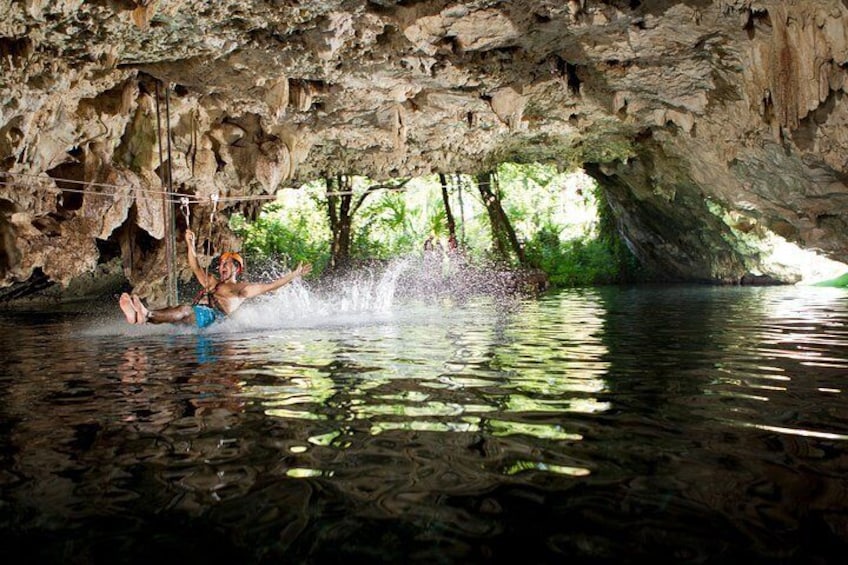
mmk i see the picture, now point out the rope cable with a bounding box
[165,86,174,196]
[204,193,220,284]
[0,178,190,204]
[0,176,283,205]
[156,81,178,305]
[0,171,188,199]
[190,109,198,177]
[456,173,466,245]
[0,169,288,198]
[0,173,408,203]
[154,81,167,194]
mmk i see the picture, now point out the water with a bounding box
[1,276,847,564]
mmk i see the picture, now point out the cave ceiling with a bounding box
[1,0,848,297]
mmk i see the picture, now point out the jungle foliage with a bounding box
[230,163,641,287]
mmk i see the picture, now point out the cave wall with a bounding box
[1,0,848,301]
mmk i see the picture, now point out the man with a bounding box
[119,229,312,327]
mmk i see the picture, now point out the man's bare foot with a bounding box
[131,295,149,324]
[119,293,137,324]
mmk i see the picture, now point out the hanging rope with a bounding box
[155,81,178,305]
[203,193,220,283]
[189,108,198,177]
[455,173,466,245]
[176,193,224,284]
[154,81,167,194]
[209,193,219,241]
[164,85,175,196]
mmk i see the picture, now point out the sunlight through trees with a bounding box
[230,163,641,287]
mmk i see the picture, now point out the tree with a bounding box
[324,175,409,269]
[438,173,458,249]
[475,170,526,265]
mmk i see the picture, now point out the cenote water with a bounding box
[1,266,847,563]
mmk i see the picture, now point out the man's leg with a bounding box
[131,295,196,325]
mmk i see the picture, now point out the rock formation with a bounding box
[1,0,848,302]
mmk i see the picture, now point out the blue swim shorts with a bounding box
[192,304,224,328]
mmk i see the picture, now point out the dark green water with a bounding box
[1,284,847,564]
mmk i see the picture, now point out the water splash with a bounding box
[92,254,536,336]
[393,251,546,303]
[320,258,409,314]
[225,259,411,331]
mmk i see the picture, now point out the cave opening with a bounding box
[228,164,636,287]
[704,200,848,285]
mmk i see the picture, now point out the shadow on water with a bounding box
[1,267,848,563]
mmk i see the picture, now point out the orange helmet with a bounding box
[219,251,245,274]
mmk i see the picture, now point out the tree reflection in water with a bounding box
[1,285,847,562]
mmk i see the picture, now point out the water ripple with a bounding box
[2,285,848,561]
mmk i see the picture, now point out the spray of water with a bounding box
[92,253,539,336]
[229,251,542,332]
[393,250,547,303]
[225,258,411,332]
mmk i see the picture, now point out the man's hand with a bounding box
[185,229,196,248]
[295,262,313,278]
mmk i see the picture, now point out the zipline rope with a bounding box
[0,175,280,205]
[204,193,219,283]
[0,170,414,203]
[0,170,191,197]
[0,178,191,205]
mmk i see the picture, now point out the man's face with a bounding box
[219,259,239,279]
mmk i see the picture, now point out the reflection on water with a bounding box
[1,284,848,563]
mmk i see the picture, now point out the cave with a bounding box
[2,3,848,564]
[0,1,845,299]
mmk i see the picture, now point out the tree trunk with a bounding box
[326,175,353,269]
[475,171,526,265]
[325,175,409,269]
[438,173,458,250]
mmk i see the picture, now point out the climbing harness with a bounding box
[192,280,224,310]
[190,277,227,329]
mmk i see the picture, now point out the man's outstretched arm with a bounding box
[239,262,312,299]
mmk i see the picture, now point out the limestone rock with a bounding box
[0,0,847,297]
